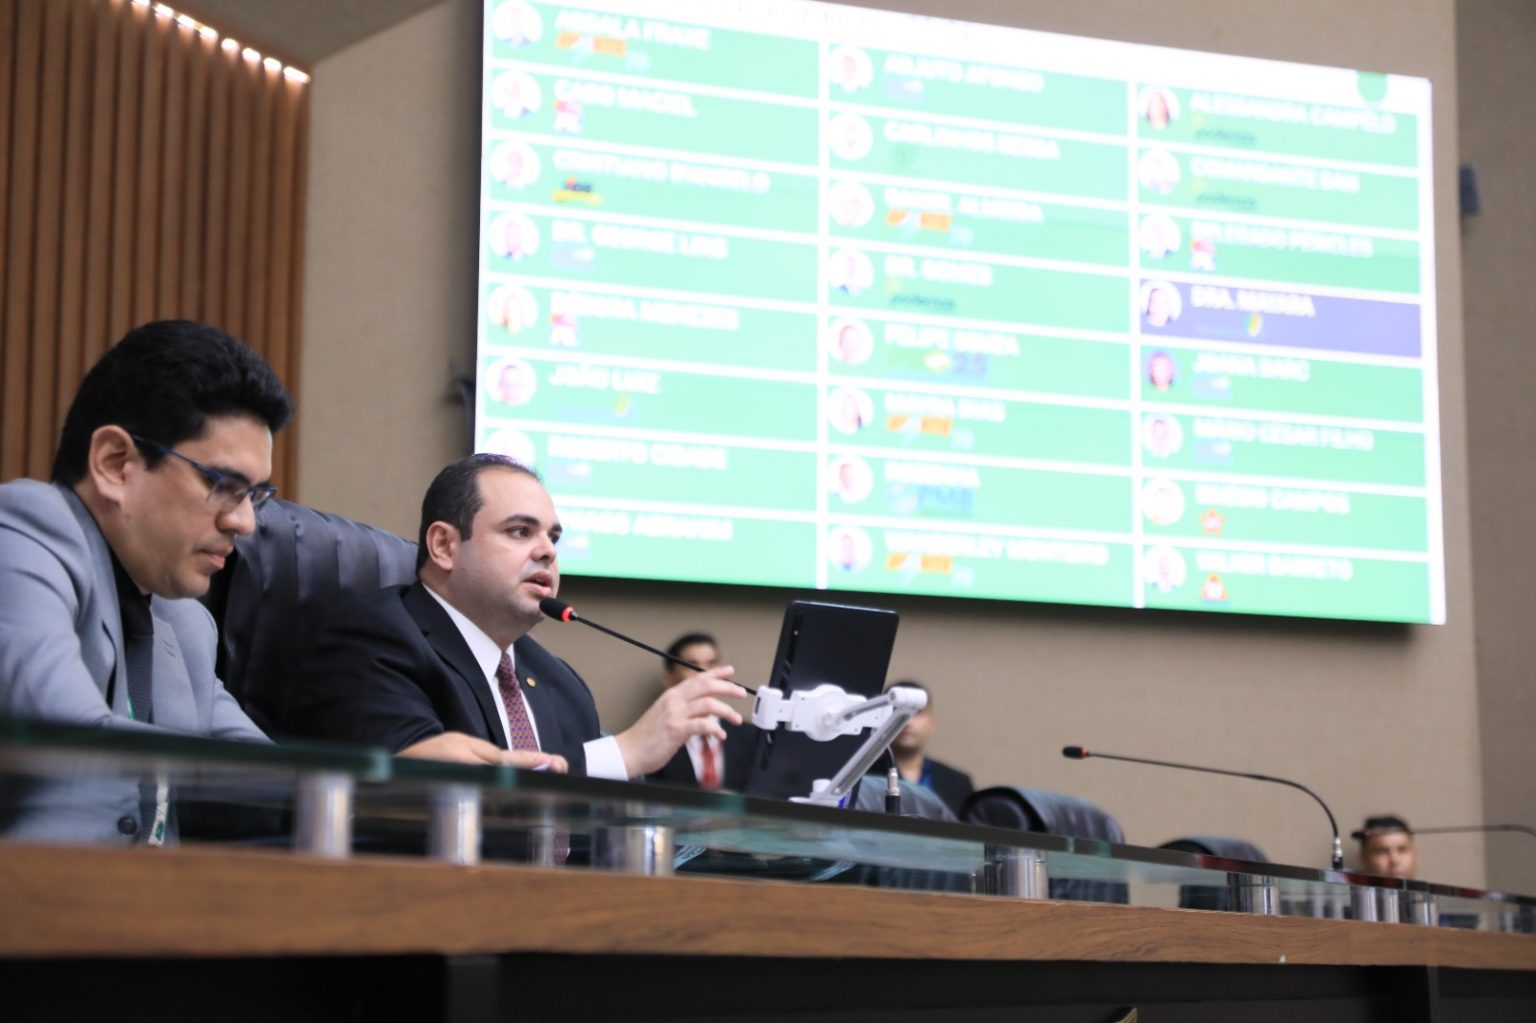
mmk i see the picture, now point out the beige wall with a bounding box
[301,0,482,519]
[1459,0,1536,896]
[301,0,1496,885]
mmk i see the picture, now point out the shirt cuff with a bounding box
[583,735,629,780]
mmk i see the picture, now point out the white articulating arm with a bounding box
[752,683,928,806]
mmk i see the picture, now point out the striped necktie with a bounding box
[495,652,539,751]
[698,736,721,789]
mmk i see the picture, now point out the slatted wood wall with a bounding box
[0,0,308,490]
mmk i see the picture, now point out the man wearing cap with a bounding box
[1353,815,1419,878]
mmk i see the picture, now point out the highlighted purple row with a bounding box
[1138,280,1422,358]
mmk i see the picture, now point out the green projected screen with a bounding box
[475,0,1445,624]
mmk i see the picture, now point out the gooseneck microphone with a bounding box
[1064,745,1344,869]
[538,597,757,695]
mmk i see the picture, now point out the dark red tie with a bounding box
[698,737,721,790]
[498,653,570,865]
[495,653,540,751]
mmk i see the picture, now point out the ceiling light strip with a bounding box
[123,0,311,83]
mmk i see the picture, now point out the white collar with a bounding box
[422,583,512,680]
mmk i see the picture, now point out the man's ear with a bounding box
[85,426,139,505]
[423,520,461,573]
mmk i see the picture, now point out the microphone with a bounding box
[538,597,757,695]
[1412,823,1536,841]
[1064,745,1344,869]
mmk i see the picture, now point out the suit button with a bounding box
[117,816,138,836]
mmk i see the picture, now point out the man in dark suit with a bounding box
[888,681,974,816]
[649,632,753,790]
[291,455,746,778]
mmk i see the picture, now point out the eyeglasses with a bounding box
[129,434,278,511]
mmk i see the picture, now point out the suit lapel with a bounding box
[61,485,131,714]
[402,584,508,748]
[145,603,195,731]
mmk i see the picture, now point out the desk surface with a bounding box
[5,843,1535,971]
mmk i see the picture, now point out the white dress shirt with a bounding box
[424,585,628,779]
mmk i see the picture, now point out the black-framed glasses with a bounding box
[129,434,277,511]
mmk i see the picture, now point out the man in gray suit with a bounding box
[0,321,294,843]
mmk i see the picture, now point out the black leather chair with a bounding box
[960,786,1129,904]
[1159,835,1270,911]
[203,498,417,738]
[1160,835,1268,862]
[852,774,956,820]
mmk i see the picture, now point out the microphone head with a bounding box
[539,597,576,622]
[1062,745,1090,760]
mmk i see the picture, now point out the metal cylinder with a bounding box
[427,784,482,866]
[979,846,1048,899]
[1227,873,1278,915]
[525,825,560,868]
[294,771,354,859]
[1351,886,1404,923]
[1350,886,1382,922]
[1403,891,1437,926]
[592,824,675,876]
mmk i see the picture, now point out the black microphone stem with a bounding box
[544,602,757,695]
[1415,824,1536,840]
[1076,749,1344,869]
[575,615,701,672]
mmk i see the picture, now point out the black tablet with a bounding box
[739,599,900,802]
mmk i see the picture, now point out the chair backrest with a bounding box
[1160,835,1268,863]
[1158,835,1271,911]
[960,785,1128,904]
[852,774,957,821]
[961,786,1125,843]
[204,498,417,737]
[848,774,967,892]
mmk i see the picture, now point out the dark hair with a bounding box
[664,632,717,668]
[52,320,293,484]
[1351,815,1412,842]
[416,453,540,572]
[887,679,930,704]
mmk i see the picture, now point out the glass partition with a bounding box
[3,716,1531,933]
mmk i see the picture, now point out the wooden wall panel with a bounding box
[2,0,41,475]
[54,1,95,420]
[131,9,164,325]
[199,42,230,328]
[221,52,252,341]
[176,33,210,316]
[0,0,310,493]
[244,65,274,355]
[156,13,186,315]
[28,0,68,473]
[105,1,140,341]
[0,3,13,305]
[81,2,119,371]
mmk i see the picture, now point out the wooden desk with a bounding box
[5,844,1535,1021]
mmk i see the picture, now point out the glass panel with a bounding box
[2,717,1532,932]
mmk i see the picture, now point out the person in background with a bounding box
[888,680,974,816]
[1352,815,1419,878]
[649,632,753,790]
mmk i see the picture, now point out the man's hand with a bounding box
[614,667,747,778]
[400,731,568,772]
